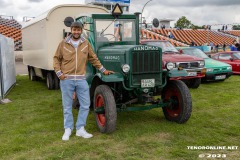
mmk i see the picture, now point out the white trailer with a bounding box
[22,4,108,89]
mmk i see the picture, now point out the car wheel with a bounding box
[187,78,201,88]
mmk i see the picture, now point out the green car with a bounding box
[179,47,232,81]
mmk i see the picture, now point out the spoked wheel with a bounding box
[161,80,192,123]
[94,85,117,133]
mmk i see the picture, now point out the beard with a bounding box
[72,33,80,40]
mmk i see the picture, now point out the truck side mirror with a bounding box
[64,17,74,27]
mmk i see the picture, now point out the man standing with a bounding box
[53,22,114,141]
[223,42,226,51]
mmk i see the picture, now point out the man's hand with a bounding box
[59,74,67,80]
[103,70,114,75]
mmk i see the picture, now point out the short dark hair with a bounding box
[70,22,83,29]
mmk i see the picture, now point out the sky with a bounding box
[0,0,240,29]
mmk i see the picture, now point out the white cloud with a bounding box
[0,0,240,28]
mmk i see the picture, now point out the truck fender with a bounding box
[89,72,124,99]
[95,72,124,82]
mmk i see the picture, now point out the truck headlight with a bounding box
[206,68,213,72]
[166,62,175,70]
[227,66,232,70]
[122,64,130,73]
[199,61,205,67]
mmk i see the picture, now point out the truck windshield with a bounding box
[95,19,136,42]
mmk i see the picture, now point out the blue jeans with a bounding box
[60,79,90,130]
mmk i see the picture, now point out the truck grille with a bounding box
[177,62,199,69]
[132,51,161,74]
[131,51,162,86]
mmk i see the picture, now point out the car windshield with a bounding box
[232,52,240,59]
[145,41,178,53]
[182,48,209,59]
[95,19,136,42]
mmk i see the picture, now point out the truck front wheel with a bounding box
[94,85,117,133]
[162,80,192,123]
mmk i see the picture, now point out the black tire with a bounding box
[94,85,117,133]
[46,72,54,90]
[186,78,201,89]
[29,67,37,81]
[53,72,60,89]
[161,80,192,123]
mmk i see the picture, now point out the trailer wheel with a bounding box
[162,80,192,123]
[94,85,117,133]
[29,68,37,81]
[53,73,60,89]
[186,78,201,89]
[46,72,54,90]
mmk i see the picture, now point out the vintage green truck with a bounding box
[23,4,193,133]
[72,5,193,133]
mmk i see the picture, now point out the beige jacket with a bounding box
[53,35,106,80]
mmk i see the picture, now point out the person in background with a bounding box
[231,40,237,51]
[168,31,171,38]
[235,42,240,51]
[223,42,226,51]
[190,41,195,46]
[210,42,214,52]
[53,22,114,141]
[215,44,219,52]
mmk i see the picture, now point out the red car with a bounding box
[141,40,206,88]
[212,51,240,74]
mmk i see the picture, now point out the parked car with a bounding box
[141,40,205,88]
[211,51,240,74]
[179,48,232,81]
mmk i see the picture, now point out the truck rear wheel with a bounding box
[162,80,192,123]
[29,67,37,81]
[46,72,54,90]
[53,73,60,89]
[94,85,117,133]
[186,78,201,88]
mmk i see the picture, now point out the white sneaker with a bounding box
[76,127,93,138]
[62,128,72,141]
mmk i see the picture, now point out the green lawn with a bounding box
[0,75,239,160]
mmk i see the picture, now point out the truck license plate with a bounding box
[188,72,197,76]
[141,79,155,88]
[215,75,226,80]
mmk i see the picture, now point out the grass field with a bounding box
[0,75,239,160]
